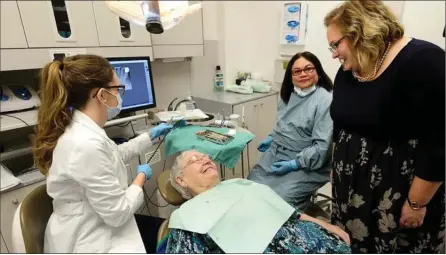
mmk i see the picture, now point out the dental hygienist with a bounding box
[33,54,172,253]
[248,51,334,210]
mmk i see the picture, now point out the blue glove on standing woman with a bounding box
[271,160,300,175]
[257,136,273,152]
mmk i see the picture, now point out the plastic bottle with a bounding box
[214,66,224,92]
[185,92,196,110]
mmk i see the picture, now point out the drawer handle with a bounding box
[260,103,264,107]
[12,199,19,205]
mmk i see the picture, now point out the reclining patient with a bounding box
[158,150,351,254]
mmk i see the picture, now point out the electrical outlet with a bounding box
[145,150,161,165]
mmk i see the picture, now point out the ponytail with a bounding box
[34,61,72,174]
[33,54,114,174]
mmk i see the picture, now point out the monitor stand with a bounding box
[117,112,135,118]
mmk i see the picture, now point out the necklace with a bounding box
[353,41,392,82]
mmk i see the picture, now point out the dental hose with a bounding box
[145,120,182,164]
[141,125,177,210]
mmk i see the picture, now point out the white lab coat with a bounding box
[44,110,152,253]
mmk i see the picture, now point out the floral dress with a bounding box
[157,212,351,253]
[330,38,445,253]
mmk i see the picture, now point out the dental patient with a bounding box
[158,150,351,254]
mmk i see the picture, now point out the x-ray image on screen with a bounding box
[114,67,133,90]
[108,57,156,112]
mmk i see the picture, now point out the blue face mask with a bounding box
[103,90,123,120]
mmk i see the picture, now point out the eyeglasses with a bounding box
[292,67,315,76]
[92,85,126,98]
[185,154,210,168]
[328,36,345,53]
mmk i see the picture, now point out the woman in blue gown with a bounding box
[248,52,334,210]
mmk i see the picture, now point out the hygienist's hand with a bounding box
[271,160,299,174]
[150,123,173,140]
[257,136,273,152]
[136,164,152,180]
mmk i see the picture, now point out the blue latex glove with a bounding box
[150,123,173,140]
[257,136,273,152]
[271,160,299,174]
[136,164,152,180]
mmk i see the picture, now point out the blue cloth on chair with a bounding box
[164,126,254,169]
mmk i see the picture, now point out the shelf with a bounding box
[0,109,38,132]
[0,109,149,132]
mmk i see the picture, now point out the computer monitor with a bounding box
[107,56,156,113]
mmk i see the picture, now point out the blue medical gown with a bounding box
[247,87,333,209]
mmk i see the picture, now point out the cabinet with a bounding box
[151,1,204,58]
[233,95,278,166]
[1,232,8,253]
[0,1,28,49]
[0,181,45,253]
[92,1,152,47]
[17,1,99,48]
[151,9,203,45]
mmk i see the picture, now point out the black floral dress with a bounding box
[330,38,445,253]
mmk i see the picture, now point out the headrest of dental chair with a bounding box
[157,170,186,206]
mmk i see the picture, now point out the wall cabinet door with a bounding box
[1,1,28,49]
[151,6,204,45]
[233,99,259,172]
[1,232,9,253]
[256,95,278,146]
[92,1,152,47]
[17,1,99,48]
[232,94,278,173]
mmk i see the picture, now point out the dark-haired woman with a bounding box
[248,51,334,210]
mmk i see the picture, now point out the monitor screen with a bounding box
[107,57,156,112]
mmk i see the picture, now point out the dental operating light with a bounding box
[105,1,202,34]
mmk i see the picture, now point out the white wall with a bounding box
[202,1,445,86]
[151,60,192,110]
[402,1,445,49]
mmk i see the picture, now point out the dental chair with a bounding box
[304,183,332,221]
[11,184,53,253]
[156,170,185,243]
[155,171,333,244]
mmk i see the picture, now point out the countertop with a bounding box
[1,170,45,194]
[193,89,279,106]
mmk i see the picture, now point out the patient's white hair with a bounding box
[169,151,193,199]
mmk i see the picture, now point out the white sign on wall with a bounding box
[279,1,309,46]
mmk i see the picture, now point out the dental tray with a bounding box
[196,129,234,145]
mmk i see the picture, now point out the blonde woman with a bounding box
[324,1,444,253]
